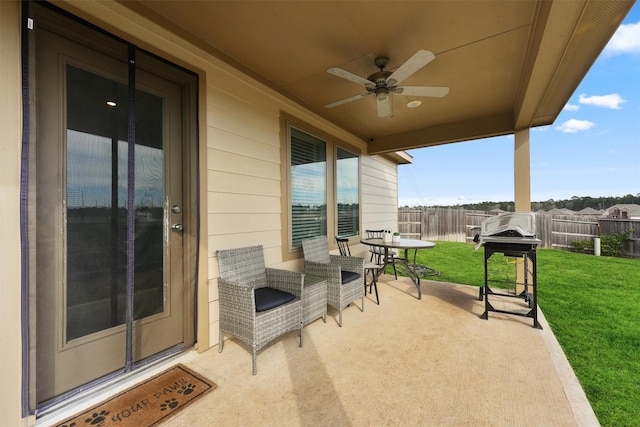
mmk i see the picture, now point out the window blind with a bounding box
[290,128,326,246]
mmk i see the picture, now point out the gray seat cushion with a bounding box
[341,271,361,284]
[255,287,296,312]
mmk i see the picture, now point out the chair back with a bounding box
[335,237,351,256]
[366,229,388,239]
[301,237,331,264]
[217,245,267,288]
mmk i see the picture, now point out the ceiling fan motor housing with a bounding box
[325,49,447,116]
[368,71,392,87]
[370,56,393,88]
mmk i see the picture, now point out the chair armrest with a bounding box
[218,278,255,313]
[304,260,342,283]
[330,254,364,274]
[265,267,305,298]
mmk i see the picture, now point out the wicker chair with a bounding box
[301,237,364,327]
[216,245,304,375]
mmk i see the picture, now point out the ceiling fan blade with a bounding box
[377,96,392,117]
[327,67,374,88]
[325,92,371,108]
[386,50,435,86]
[395,86,449,97]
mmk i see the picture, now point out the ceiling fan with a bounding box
[325,50,449,118]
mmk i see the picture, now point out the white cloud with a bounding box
[604,21,640,56]
[563,103,580,111]
[578,93,625,109]
[555,119,596,133]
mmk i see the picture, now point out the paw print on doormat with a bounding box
[178,383,197,396]
[85,410,109,425]
[160,397,179,411]
[59,422,76,427]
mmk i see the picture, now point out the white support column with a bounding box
[514,128,531,212]
[514,128,532,293]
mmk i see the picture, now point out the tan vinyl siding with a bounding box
[0,1,29,425]
[205,78,286,344]
[361,155,399,232]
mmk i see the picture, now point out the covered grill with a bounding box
[475,212,542,328]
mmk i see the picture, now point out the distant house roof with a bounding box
[546,208,575,215]
[602,204,640,219]
[577,207,603,215]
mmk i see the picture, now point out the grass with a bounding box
[397,241,640,426]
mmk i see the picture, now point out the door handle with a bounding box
[171,223,183,231]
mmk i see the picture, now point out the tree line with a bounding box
[411,194,640,212]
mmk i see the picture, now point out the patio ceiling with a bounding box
[125,0,633,154]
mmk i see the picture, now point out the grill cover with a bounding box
[475,212,539,249]
[481,212,536,238]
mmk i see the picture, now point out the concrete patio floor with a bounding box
[39,274,598,426]
[170,275,598,426]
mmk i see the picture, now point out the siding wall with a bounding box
[361,155,399,231]
[205,81,285,347]
[0,1,27,425]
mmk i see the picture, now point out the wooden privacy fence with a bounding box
[600,218,640,257]
[537,214,599,250]
[398,207,484,243]
[398,207,640,257]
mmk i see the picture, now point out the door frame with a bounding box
[24,1,200,414]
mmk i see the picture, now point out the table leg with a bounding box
[402,248,422,299]
[380,247,389,276]
[367,266,379,305]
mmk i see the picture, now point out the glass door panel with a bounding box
[65,66,165,340]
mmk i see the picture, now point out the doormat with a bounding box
[55,364,216,427]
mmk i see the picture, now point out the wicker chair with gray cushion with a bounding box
[217,245,304,375]
[301,236,364,327]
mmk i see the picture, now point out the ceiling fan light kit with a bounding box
[325,49,449,118]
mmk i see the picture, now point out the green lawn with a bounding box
[403,241,640,426]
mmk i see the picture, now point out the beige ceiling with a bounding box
[126,0,633,154]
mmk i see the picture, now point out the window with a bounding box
[336,147,360,237]
[290,127,327,246]
[286,123,360,251]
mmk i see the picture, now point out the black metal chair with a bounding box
[365,229,398,279]
[336,237,381,305]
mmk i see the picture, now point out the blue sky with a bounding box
[398,4,640,207]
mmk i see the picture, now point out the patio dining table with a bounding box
[360,238,437,300]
